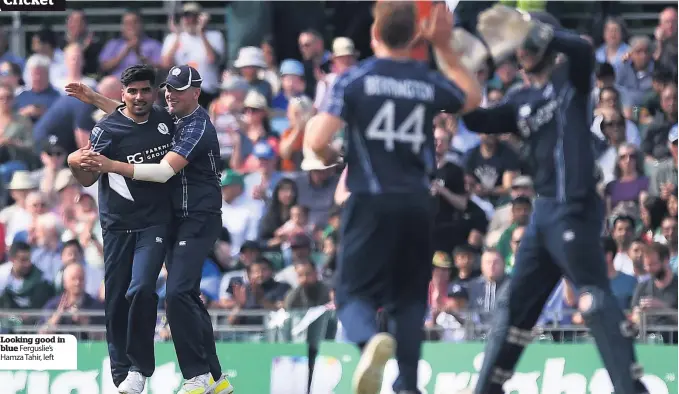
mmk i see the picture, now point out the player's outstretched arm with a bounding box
[65,82,121,115]
[426,4,483,113]
[461,104,520,136]
[545,29,595,94]
[80,152,184,183]
[306,110,342,165]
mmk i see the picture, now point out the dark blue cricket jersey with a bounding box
[322,57,465,194]
[170,106,221,217]
[91,105,175,231]
[464,29,597,202]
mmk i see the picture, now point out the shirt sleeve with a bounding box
[427,70,466,114]
[171,117,207,161]
[319,74,349,120]
[74,103,96,131]
[98,40,117,64]
[90,124,112,157]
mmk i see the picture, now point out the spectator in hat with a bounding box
[243,141,284,201]
[272,59,306,111]
[0,61,25,97]
[313,37,359,109]
[428,251,453,322]
[162,2,226,108]
[209,76,249,167]
[34,138,68,201]
[649,124,678,199]
[233,46,273,103]
[98,9,162,78]
[230,90,278,173]
[486,175,534,246]
[15,55,60,123]
[279,95,314,172]
[0,28,24,71]
[0,171,38,245]
[294,145,340,230]
[220,169,264,257]
[0,83,33,159]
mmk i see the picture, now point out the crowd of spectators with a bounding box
[0,2,676,343]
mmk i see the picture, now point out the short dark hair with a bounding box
[512,196,532,207]
[9,241,31,258]
[35,26,57,49]
[644,242,670,262]
[652,68,675,84]
[120,65,156,87]
[372,1,417,49]
[595,62,616,79]
[62,239,84,254]
[601,236,617,257]
[453,244,477,257]
[613,215,635,228]
[248,257,273,273]
[301,29,323,40]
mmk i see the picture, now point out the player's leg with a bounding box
[102,230,135,388]
[124,225,170,379]
[335,194,398,394]
[165,215,229,393]
[389,195,434,393]
[473,217,562,394]
[544,198,648,394]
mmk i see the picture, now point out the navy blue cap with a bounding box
[160,65,202,91]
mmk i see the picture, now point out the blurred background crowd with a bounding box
[0,0,676,345]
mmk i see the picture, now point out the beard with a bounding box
[653,267,668,281]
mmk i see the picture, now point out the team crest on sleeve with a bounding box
[91,126,103,139]
[158,123,170,135]
[171,67,181,76]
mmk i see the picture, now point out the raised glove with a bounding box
[477,4,554,64]
[435,28,490,73]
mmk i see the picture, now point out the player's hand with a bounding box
[67,141,92,170]
[197,12,210,33]
[419,3,454,49]
[65,82,96,105]
[477,5,551,64]
[80,151,114,173]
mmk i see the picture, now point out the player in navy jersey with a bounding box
[456,7,649,394]
[68,65,232,394]
[67,65,175,394]
[305,3,482,393]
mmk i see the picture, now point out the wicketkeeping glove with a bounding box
[434,28,490,73]
[477,4,554,65]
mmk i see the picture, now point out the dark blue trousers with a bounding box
[475,195,648,394]
[103,225,168,386]
[165,214,222,380]
[335,193,433,393]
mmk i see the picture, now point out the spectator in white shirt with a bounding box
[161,2,225,108]
[0,171,38,246]
[220,170,264,258]
[53,43,97,94]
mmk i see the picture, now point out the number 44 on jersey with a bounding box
[366,99,427,154]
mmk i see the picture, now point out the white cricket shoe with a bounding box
[118,371,146,394]
[352,333,396,394]
[177,372,211,394]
